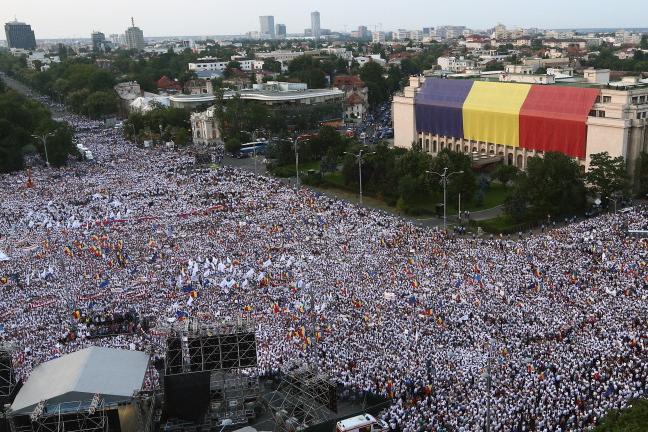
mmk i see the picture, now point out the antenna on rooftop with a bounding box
[131,17,135,28]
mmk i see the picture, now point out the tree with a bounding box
[641,35,648,50]
[262,59,282,73]
[585,152,630,204]
[595,398,648,432]
[504,185,529,222]
[636,152,648,197]
[517,152,587,219]
[493,164,519,184]
[225,137,242,155]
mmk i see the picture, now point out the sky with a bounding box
[3,0,648,39]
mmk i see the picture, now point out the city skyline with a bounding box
[2,0,648,40]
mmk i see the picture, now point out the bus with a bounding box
[239,141,268,155]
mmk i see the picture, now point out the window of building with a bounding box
[464,145,468,152]
[632,96,638,104]
[418,138,423,146]
[425,139,430,152]
[589,110,596,117]
[598,110,606,118]
[433,140,438,152]
[595,95,601,103]
[602,96,612,103]
[472,147,477,152]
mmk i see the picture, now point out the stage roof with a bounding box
[11,347,149,415]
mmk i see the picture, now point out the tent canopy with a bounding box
[11,347,150,415]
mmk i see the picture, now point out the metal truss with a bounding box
[162,317,260,430]
[18,396,108,432]
[164,317,257,376]
[267,365,336,432]
[0,344,15,400]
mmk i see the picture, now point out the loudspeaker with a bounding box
[164,371,211,422]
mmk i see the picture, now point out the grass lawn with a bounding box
[315,174,510,219]
[447,182,509,213]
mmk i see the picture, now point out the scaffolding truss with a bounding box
[267,365,337,432]
[162,317,260,430]
[0,344,15,401]
[164,317,257,375]
[132,390,161,432]
[10,396,108,432]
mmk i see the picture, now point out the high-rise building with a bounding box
[259,16,275,39]
[372,31,385,44]
[91,31,106,52]
[275,24,286,39]
[4,19,37,50]
[311,11,321,40]
[125,17,145,51]
[357,26,369,39]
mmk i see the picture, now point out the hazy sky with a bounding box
[3,0,648,39]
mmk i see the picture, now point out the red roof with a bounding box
[157,76,182,91]
[334,75,365,88]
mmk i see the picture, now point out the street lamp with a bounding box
[31,132,55,167]
[426,167,464,232]
[344,149,376,205]
[294,137,301,189]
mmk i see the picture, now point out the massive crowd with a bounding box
[0,96,647,432]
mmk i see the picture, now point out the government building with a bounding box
[393,70,648,182]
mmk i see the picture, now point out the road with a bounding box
[2,72,500,229]
[1,72,67,118]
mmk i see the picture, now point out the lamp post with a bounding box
[426,167,464,232]
[345,149,376,205]
[31,132,55,167]
[294,137,300,189]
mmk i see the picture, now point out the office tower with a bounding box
[125,17,145,51]
[259,16,275,39]
[4,19,37,50]
[311,11,321,40]
[275,24,286,39]
[91,31,106,52]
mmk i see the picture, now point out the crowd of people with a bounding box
[0,94,647,432]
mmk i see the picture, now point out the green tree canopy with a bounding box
[585,151,630,203]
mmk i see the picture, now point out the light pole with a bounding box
[345,149,376,205]
[294,137,300,189]
[426,167,464,232]
[32,132,55,167]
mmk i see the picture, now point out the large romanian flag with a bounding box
[415,78,600,158]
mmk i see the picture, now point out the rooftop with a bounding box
[11,347,150,415]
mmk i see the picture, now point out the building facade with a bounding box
[4,20,36,50]
[191,106,222,146]
[393,76,648,184]
[311,11,321,40]
[275,24,286,39]
[125,18,145,51]
[91,31,106,52]
[259,16,275,39]
[334,75,369,123]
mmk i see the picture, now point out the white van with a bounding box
[336,414,388,432]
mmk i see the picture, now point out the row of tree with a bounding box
[123,107,190,145]
[504,151,633,223]
[0,82,75,173]
[584,47,648,73]
[0,52,118,119]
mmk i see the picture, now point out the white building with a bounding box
[437,56,476,72]
[372,31,385,44]
[191,106,222,146]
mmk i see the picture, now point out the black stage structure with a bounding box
[161,317,260,431]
